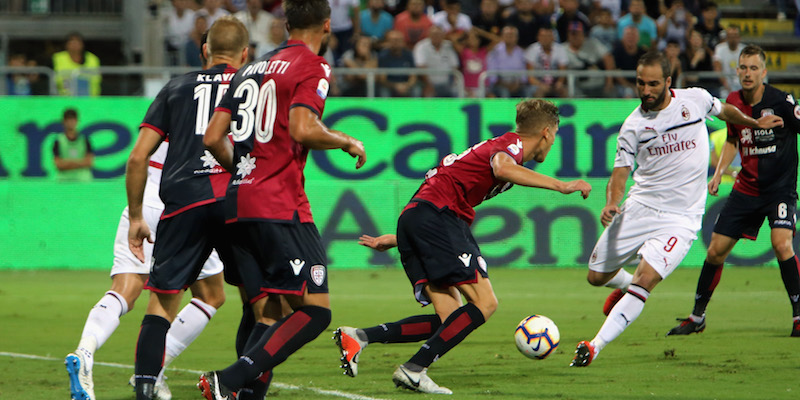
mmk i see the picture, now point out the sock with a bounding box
[778,255,800,318]
[218,306,331,391]
[135,314,171,387]
[79,291,128,354]
[238,323,273,400]
[604,269,633,290]
[164,299,217,367]
[692,261,724,317]
[236,302,256,357]
[238,370,273,400]
[406,303,486,368]
[593,284,650,354]
[363,314,442,344]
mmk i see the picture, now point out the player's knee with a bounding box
[194,290,226,309]
[705,247,726,264]
[586,274,606,287]
[772,240,794,260]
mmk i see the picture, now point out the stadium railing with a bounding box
[1,66,798,98]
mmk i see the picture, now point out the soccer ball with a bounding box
[514,315,560,359]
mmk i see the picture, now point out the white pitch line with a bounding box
[0,351,388,400]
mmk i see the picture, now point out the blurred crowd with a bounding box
[5,0,800,98]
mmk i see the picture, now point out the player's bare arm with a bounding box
[718,102,784,129]
[601,166,630,227]
[708,138,739,196]
[203,110,235,173]
[288,106,366,169]
[491,152,591,198]
[125,127,162,262]
[358,234,398,252]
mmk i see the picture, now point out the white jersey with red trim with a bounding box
[143,141,168,209]
[614,88,722,216]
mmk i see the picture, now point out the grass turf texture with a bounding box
[0,267,796,399]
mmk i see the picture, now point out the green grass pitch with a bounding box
[0,267,796,399]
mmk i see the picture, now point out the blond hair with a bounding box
[207,16,249,59]
[515,99,559,134]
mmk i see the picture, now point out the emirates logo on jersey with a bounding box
[681,106,690,121]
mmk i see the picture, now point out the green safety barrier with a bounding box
[0,97,779,269]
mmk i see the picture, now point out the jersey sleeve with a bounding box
[490,133,524,165]
[784,93,800,133]
[215,74,239,114]
[614,122,637,168]
[290,61,329,117]
[687,87,723,117]
[140,83,171,137]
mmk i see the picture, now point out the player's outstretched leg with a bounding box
[66,346,95,400]
[603,289,625,316]
[777,255,800,337]
[334,314,442,377]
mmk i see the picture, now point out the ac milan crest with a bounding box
[681,106,690,121]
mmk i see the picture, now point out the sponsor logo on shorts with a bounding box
[290,258,305,275]
[310,264,326,286]
[774,219,793,227]
[458,253,472,267]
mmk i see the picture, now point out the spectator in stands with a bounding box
[164,0,197,66]
[456,28,500,97]
[53,108,93,182]
[556,0,591,42]
[682,29,717,95]
[394,0,433,47]
[616,0,657,49]
[525,26,569,98]
[612,25,647,98]
[656,0,691,51]
[260,17,288,54]
[695,1,723,50]
[329,0,361,62]
[235,0,275,58]
[378,30,421,97]
[360,0,394,43]
[532,0,557,25]
[593,0,622,22]
[225,0,247,12]
[52,32,101,97]
[433,0,473,42]
[486,25,530,97]
[564,21,615,97]
[340,35,379,96]
[714,25,745,98]
[413,25,461,97]
[197,0,231,27]
[504,0,541,48]
[185,14,209,67]
[665,39,683,86]
[262,0,283,15]
[590,7,617,50]
[6,53,38,96]
[472,0,504,47]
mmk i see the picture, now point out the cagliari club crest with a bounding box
[761,108,774,117]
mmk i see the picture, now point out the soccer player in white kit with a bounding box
[569,51,784,367]
[65,142,226,400]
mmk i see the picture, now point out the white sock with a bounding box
[164,298,217,366]
[604,269,633,290]
[79,291,128,353]
[592,284,650,354]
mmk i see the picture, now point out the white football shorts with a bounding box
[588,200,701,279]
[110,206,223,279]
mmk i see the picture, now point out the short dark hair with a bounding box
[284,0,331,30]
[637,50,671,79]
[701,1,717,11]
[63,108,78,120]
[739,44,766,64]
[65,31,83,42]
